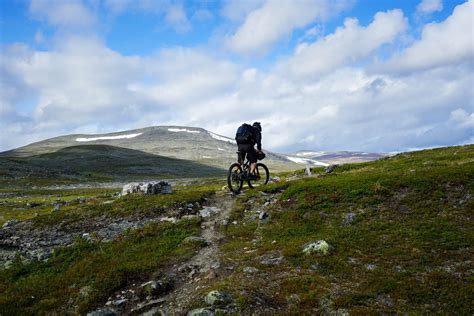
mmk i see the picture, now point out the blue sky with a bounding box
[0,0,473,152]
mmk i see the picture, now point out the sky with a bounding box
[0,0,473,153]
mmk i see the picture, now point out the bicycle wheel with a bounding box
[247,163,269,189]
[228,163,244,194]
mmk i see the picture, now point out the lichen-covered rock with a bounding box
[121,181,172,196]
[302,240,330,255]
[140,277,173,298]
[204,290,233,306]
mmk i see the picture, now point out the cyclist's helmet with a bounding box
[252,122,262,132]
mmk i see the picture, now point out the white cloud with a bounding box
[29,0,96,28]
[165,4,192,33]
[226,0,352,55]
[220,0,266,22]
[380,0,474,73]
[417,0,444,14]
[280,9,407,79]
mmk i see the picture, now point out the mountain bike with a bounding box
[227,151,270,194]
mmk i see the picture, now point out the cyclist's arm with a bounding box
[256,132,262,151]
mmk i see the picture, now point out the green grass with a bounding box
[0,219,202,315]
[216,145,474,314]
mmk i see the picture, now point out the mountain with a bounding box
[285,150,387,166]
[0,126,298,186]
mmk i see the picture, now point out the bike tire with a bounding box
[228,163,244,194]
[247,163,270,189]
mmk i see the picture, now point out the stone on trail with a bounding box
[182,236,209,246]
[302,240,330,255]
[121,181,172,196]
[204,290,233,306]
[199,206,221,218]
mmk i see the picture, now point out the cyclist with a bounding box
[235,122,264,179]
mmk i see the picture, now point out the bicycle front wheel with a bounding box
[248,163,269,189]
[228,163,244,194]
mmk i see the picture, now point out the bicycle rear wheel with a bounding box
[247,163,269,189]
[228,163,244,194]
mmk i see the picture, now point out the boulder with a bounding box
[204,290,233,306]
[324,165,338,174]
[302,240,330,255]
[182,236,209,246]
[121,181,172,196]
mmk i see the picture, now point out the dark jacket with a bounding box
[253,127,262,151]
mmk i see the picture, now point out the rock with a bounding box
[260,254,284,265]
[199,207,221,218]
[305,166,312,176]
[365,263,377,271]
[342,212,356,225]
[121,181,172,196]
[243,266,259,273]
[52,204,61,212]
[269,176,281,183]
[187,308,214,316]
[258,211,269,221]
[183,236,209,246]
[86,308,117,316]
[324,165,338,174]
[140,278,173,298]
[302,240,330,255]
[204,290,233,306]
[2,220,19,228]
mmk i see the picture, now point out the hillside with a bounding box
[0,126,295,171]
[0,144,472,314]
[0,126,302,188]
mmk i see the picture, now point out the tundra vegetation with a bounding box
[0,145,472,314]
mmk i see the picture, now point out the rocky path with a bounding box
[149,191,235,315]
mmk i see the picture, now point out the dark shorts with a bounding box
[237,143,258,163]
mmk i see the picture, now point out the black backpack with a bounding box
[235,123,255,144]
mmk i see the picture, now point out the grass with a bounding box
[215,144,474,314]
[0,219,202,315]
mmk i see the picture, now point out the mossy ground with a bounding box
[212,145,474,314]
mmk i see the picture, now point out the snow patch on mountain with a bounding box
[76,133,142,142]
[286,156,329,166]
[168,128,201,134]
[208,132,235,144]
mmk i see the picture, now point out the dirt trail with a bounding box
[149,191,236,315]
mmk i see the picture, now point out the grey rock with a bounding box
[204,290,233,306]
[324,165,338,174]
[342,212,356,225]
[260,255,284,265]
[365,263,377,271]
[199,207,221,218]
[121,181,172,196]
[2,220,19,228]
[187,308,214,316]
[243,266,259,273]
[258,211,269,221]
[52,204,61,212]
[305,166,312,176]
[302,240,330,255]
[87,308,117,316]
